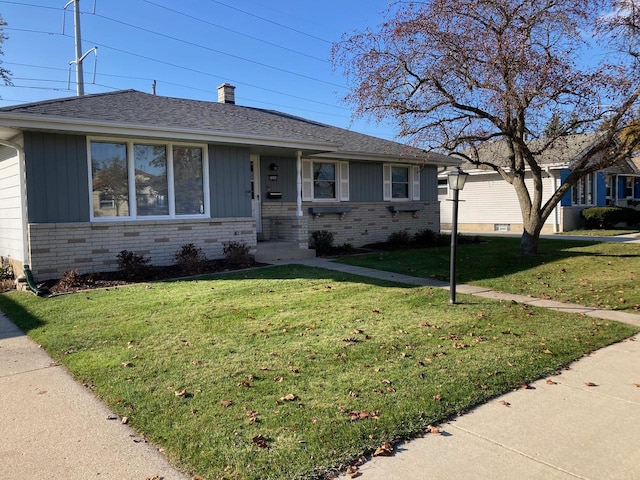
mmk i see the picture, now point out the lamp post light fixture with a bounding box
[447,167,468,304]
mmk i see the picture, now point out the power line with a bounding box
[90,12,346,90]
[141,0,328,63]
[203,0,332,45]
[4,28,349,111]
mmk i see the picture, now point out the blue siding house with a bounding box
[0,86,454,279]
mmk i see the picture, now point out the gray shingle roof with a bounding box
[455,133,604,171]
[0,90,451,164]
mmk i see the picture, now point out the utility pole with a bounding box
[64,0,97,96]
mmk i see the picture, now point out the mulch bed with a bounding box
[38,259,262,295]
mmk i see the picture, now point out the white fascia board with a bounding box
[312,150,457,166]
[0,114,341,153]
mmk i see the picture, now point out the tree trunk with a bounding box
[519,229,540,254]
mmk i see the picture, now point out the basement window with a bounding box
[494,224,511,232]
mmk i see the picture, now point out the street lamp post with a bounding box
[447,167,468,304]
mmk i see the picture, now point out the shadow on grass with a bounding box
[0,294,45,335]
[338,236,629,283]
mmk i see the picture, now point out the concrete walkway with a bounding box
[1,257,639,480]
[0,314,190,480]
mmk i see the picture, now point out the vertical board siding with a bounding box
[209,145,252,217]
[420,166,438,202]
[350,161,383,202]
[0,145,24,261]
[24,132,90,223]
[261,156,298,202]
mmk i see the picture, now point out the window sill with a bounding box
[388,204,423,218]
[308,206,352,220]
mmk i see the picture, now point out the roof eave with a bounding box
[313,150,459,166]
[0,114,341,153]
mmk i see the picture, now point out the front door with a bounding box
[250,155,262,234]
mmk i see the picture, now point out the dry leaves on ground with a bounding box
[373,441,394,457]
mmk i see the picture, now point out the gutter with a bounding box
[0,113,342,154]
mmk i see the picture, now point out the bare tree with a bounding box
[333,0,640,253]
[0,15,12,87]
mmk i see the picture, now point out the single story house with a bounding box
[0,85,455,279]
[439,134,640,233]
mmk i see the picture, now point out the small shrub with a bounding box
[413,229,437,247]
[310,230,335,256]
[223,241,252,265]
[0,257,14,280]
[333,243,355,255]
[580,207,633,229]
[116,250,151,280]
[387,230,412,250]
[175,243,207,274]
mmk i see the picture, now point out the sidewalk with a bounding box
[1,258,639,480]
[0,314,190,480]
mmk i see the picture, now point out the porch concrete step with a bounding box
[254,241,316,263]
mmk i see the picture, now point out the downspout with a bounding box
[296,150,303,217]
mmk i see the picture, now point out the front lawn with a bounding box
[0,265,636,479]
[339,237,640,311]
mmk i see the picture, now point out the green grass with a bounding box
[339,237,640,311]
[0,264,637,479]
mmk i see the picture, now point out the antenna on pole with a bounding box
[63,0,97,96]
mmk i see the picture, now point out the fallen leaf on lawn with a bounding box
[252,434,268,448]
[585,382,598,387]
[274,376,284,382]
[291,368,300,374]
[426,425,441,435]
[279,393,297,402]
[542,349,553,355]
[372,308,381,314]
[237,381,251,387]
[433,394,442,402]
[346,465,360,478]
[121,416,129,425]
[546,379,558,385]
[121,362,133,368]
[247,410,259,424]
[174,389,187,397]
[220,399,233,408]
[373,441,394,456]
[520,382,535,390]
[499,400,511,407]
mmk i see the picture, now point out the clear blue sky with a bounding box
[0,0,399,139]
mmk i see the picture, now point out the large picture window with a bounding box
[90,139,207,219]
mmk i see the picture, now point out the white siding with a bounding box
[0,148,25,262]
[440,171,558,230]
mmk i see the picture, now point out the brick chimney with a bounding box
[217,83,236,104]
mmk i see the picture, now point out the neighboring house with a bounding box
[0,85,455,279]
[439,134,640,234]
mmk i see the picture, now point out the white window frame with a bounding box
[88,137,210,221]
[383,164,420,201]
[301,159,349,202]
[572,173,595,206]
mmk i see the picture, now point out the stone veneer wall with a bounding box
[262,202,440,246]
[28,218,256,279]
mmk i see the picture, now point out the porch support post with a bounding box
[296,150,303,217]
